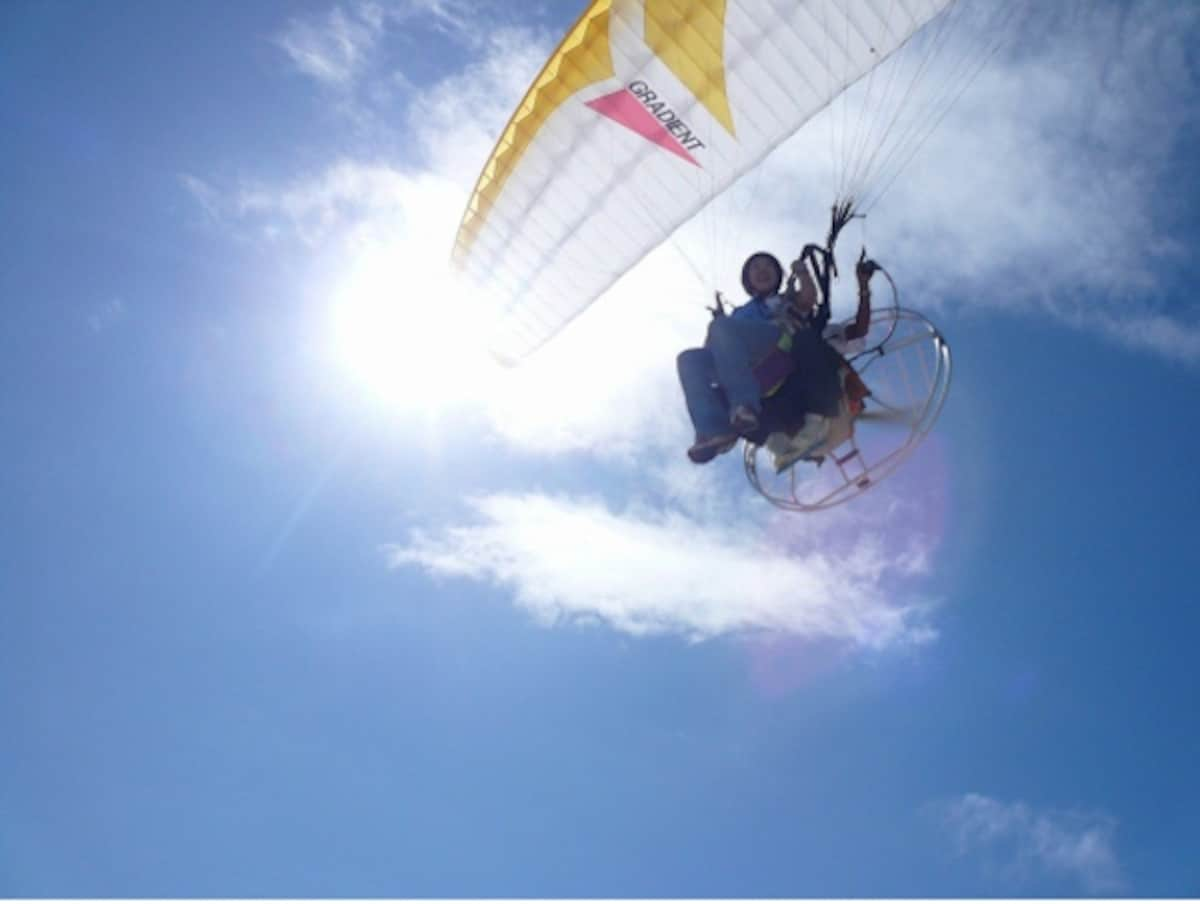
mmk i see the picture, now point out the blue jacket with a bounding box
[729,294,783,322]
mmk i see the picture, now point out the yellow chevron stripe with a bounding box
[453,1,615,264]
[645,0,734,137]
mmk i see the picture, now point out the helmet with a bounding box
[741,252,784,297]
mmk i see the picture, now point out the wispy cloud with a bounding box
[389,490,938,646]
[88,298,125,333]
[235,161,412,245]
[275,0,496,90]
[881,1,1200,353]
[405,25,556,179]
[179,173,222,224]
[936,792,1124,893]
[396,0,475,41]
[275,4,387,87]
[1090,309,1200,366]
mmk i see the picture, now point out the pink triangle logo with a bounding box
[586,88,701,167]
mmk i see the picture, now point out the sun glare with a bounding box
[329,243,497,413]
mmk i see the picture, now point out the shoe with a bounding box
[730,404,760,434]
[687,433,738,464]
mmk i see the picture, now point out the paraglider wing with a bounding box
[453,0,956,364]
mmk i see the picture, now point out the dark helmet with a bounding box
[741,251,784,297]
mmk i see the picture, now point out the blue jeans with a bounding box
[677,316,784,439]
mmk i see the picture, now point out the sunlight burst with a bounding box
[329,242,498,413]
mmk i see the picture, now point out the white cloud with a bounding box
[406,25,555,180]
[1090,309,1200,366]
[937,792,1124,893]
[396,0,474,42]
[236,161,413,245]
[276,1,501,90]
[275,4,386,86]
[867,1,1200,356]
[389,490,938,646]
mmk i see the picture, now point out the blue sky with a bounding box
[3,0,1199,896]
